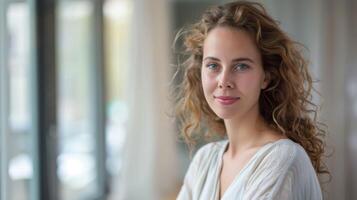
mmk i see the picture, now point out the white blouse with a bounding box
[177,139,322,200]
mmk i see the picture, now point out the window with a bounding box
[0,0,131,199]
[56,1,99,199]
[1,2,34,200]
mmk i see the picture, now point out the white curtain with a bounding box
[114,0,178,199]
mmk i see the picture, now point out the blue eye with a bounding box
[206,63,218,70]
[234,63,249,71]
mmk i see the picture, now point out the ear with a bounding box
[261,71,271,90]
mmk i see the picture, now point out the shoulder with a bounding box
[269,139,314,171]
[260,139,308,167]
[196,139,228,154]
[244,139,322,199]
[182,140,227,184]
[191,139,228,165]
[251,139,317,180]
[267,140,322,198]
[246,139,320,199]
[256,139,320,187]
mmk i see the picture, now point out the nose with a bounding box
[218,70,234,89]
[219,82,233,89]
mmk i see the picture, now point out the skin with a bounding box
[201,26,287,198]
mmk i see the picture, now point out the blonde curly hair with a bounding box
[174,1,329,177]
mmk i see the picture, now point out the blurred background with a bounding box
[0,0,356,199]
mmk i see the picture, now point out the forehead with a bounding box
[203,26,261,61]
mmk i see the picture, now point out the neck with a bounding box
[223,109,270,157]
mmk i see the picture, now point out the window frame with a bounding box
[0,0,108,199]
[90,0,107,199]
[0,0,10,199]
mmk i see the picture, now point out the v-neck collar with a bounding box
[215,138,290,200]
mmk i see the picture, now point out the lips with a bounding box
[214,96,240,105]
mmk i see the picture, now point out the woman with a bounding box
[174,1,329,200]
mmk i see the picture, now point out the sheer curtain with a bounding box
[344,0,357,199]
[113,0,178,199]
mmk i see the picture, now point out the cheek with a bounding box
[201,72,216,92]
[237,74,262,96]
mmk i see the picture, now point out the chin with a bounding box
[214,111,238,120]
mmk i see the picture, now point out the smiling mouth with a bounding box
[214,96,240,105]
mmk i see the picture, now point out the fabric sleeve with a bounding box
[242,144,322,200]
[273,162,323,200]
[273,170,294,199]
[176,144,209,200]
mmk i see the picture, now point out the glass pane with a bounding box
[103,0,131,198]
[56,1,98,199]
[6,2,32,200]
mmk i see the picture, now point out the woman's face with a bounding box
[201,26,269,120]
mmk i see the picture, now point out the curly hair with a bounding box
[174,1,329,178]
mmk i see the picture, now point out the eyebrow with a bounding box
[203,56,255,64]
